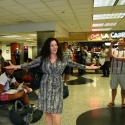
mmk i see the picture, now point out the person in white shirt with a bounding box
[62,42,72,85]
[0,62,31,104]
[100,44,110,77]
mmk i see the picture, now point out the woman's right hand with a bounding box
[4,61,21,69]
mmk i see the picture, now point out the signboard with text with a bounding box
[88,31,125,41]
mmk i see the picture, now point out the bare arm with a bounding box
[13,81,31,93]
[0,84,4,97]
[108,41,114,58]
[112,54,125,61]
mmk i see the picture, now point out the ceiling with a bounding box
[0,0,125,46]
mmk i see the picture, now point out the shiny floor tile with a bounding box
[0,72,123,125]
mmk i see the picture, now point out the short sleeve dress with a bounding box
[21,56,85,114]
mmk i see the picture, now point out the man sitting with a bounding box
[0,63,32,105]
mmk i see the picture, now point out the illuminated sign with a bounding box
[110,32,125,38]
[90,31,125,40]
[90,34,99,40]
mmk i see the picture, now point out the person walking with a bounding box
[5,37,100,125]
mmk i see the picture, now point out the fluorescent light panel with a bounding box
[93,13,125,20]
[92,23,104,27]
[94,0,116,7]
[92,28,112,31]
[29,34,36,36]
[2,35,21,38]
[92,23,117,27]
[104,22,117,26]
[117,0,125,5]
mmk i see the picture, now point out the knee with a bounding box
[51,114,58,118]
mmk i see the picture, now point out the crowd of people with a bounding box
[0,37,125,125]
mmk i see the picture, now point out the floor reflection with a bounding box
[67,73,93,85]
[76,107,125,125]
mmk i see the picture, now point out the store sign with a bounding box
[90,31,125,40]
[90,33,99,40]
[110,32,125,38]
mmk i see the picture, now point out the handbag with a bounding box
[9,100,43,125]
[22,75,33,83]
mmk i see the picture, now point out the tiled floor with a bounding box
[0,70,123,125]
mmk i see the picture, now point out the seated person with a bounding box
[0,63,32,105]
[25,58,33,76]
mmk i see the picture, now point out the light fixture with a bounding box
[92,28,112,31]
[25,38,32,39]
[92,23,104,27]
[117,0,125,5]
[2,35,21,38]
[94,0,116,7]
[29,34,37,36]
[26,39,34,41]
[93,13,125,20]
[104,22,117,26]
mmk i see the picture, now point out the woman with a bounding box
[5,38,100,125]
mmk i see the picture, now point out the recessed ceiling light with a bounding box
[104,22,117,26]
[93,13,125,20]
[29,34,36,36]
[94,0,116,7]
[117,0,125,5]
[25,38,32,39]
[92,28,112,31]
[2,35,21,38]
[92,23,104,27]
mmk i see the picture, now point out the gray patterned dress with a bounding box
[21,56,85,114]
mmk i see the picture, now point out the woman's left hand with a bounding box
[87,64,101,69]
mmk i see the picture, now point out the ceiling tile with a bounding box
[15,0,41,4]
[0,0,18,7]
[43,0,68,7]
[31,8,51,13]
[71,4,93,9]
[23,2,47,9]
[68,0,93,5]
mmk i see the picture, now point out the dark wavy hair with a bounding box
[39,38,63,61]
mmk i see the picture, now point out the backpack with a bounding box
[63,85,69,99]
[9,100,43,125]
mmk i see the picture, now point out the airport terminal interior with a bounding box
[0,0,125,125]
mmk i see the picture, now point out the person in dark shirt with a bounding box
[77,46,87,75]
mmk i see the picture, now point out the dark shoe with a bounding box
[106,75,109,77]
[101,75,106,77]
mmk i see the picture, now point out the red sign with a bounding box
[90,34,99,40]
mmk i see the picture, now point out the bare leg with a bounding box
[52,114,61,125]
[8,91,29,104]
[108,89,117,107]
[111,89,117,104]
[121,89,125,104]
[64,74,69,84]
[45,112,53,125]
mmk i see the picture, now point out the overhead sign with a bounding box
[89,31,125,41]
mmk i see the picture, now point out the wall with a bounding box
[1,44,37,62]
[2,44,11,61]
[32,46,37,59]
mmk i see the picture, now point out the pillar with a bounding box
[18,43,24,64]
[37,31,55,56]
